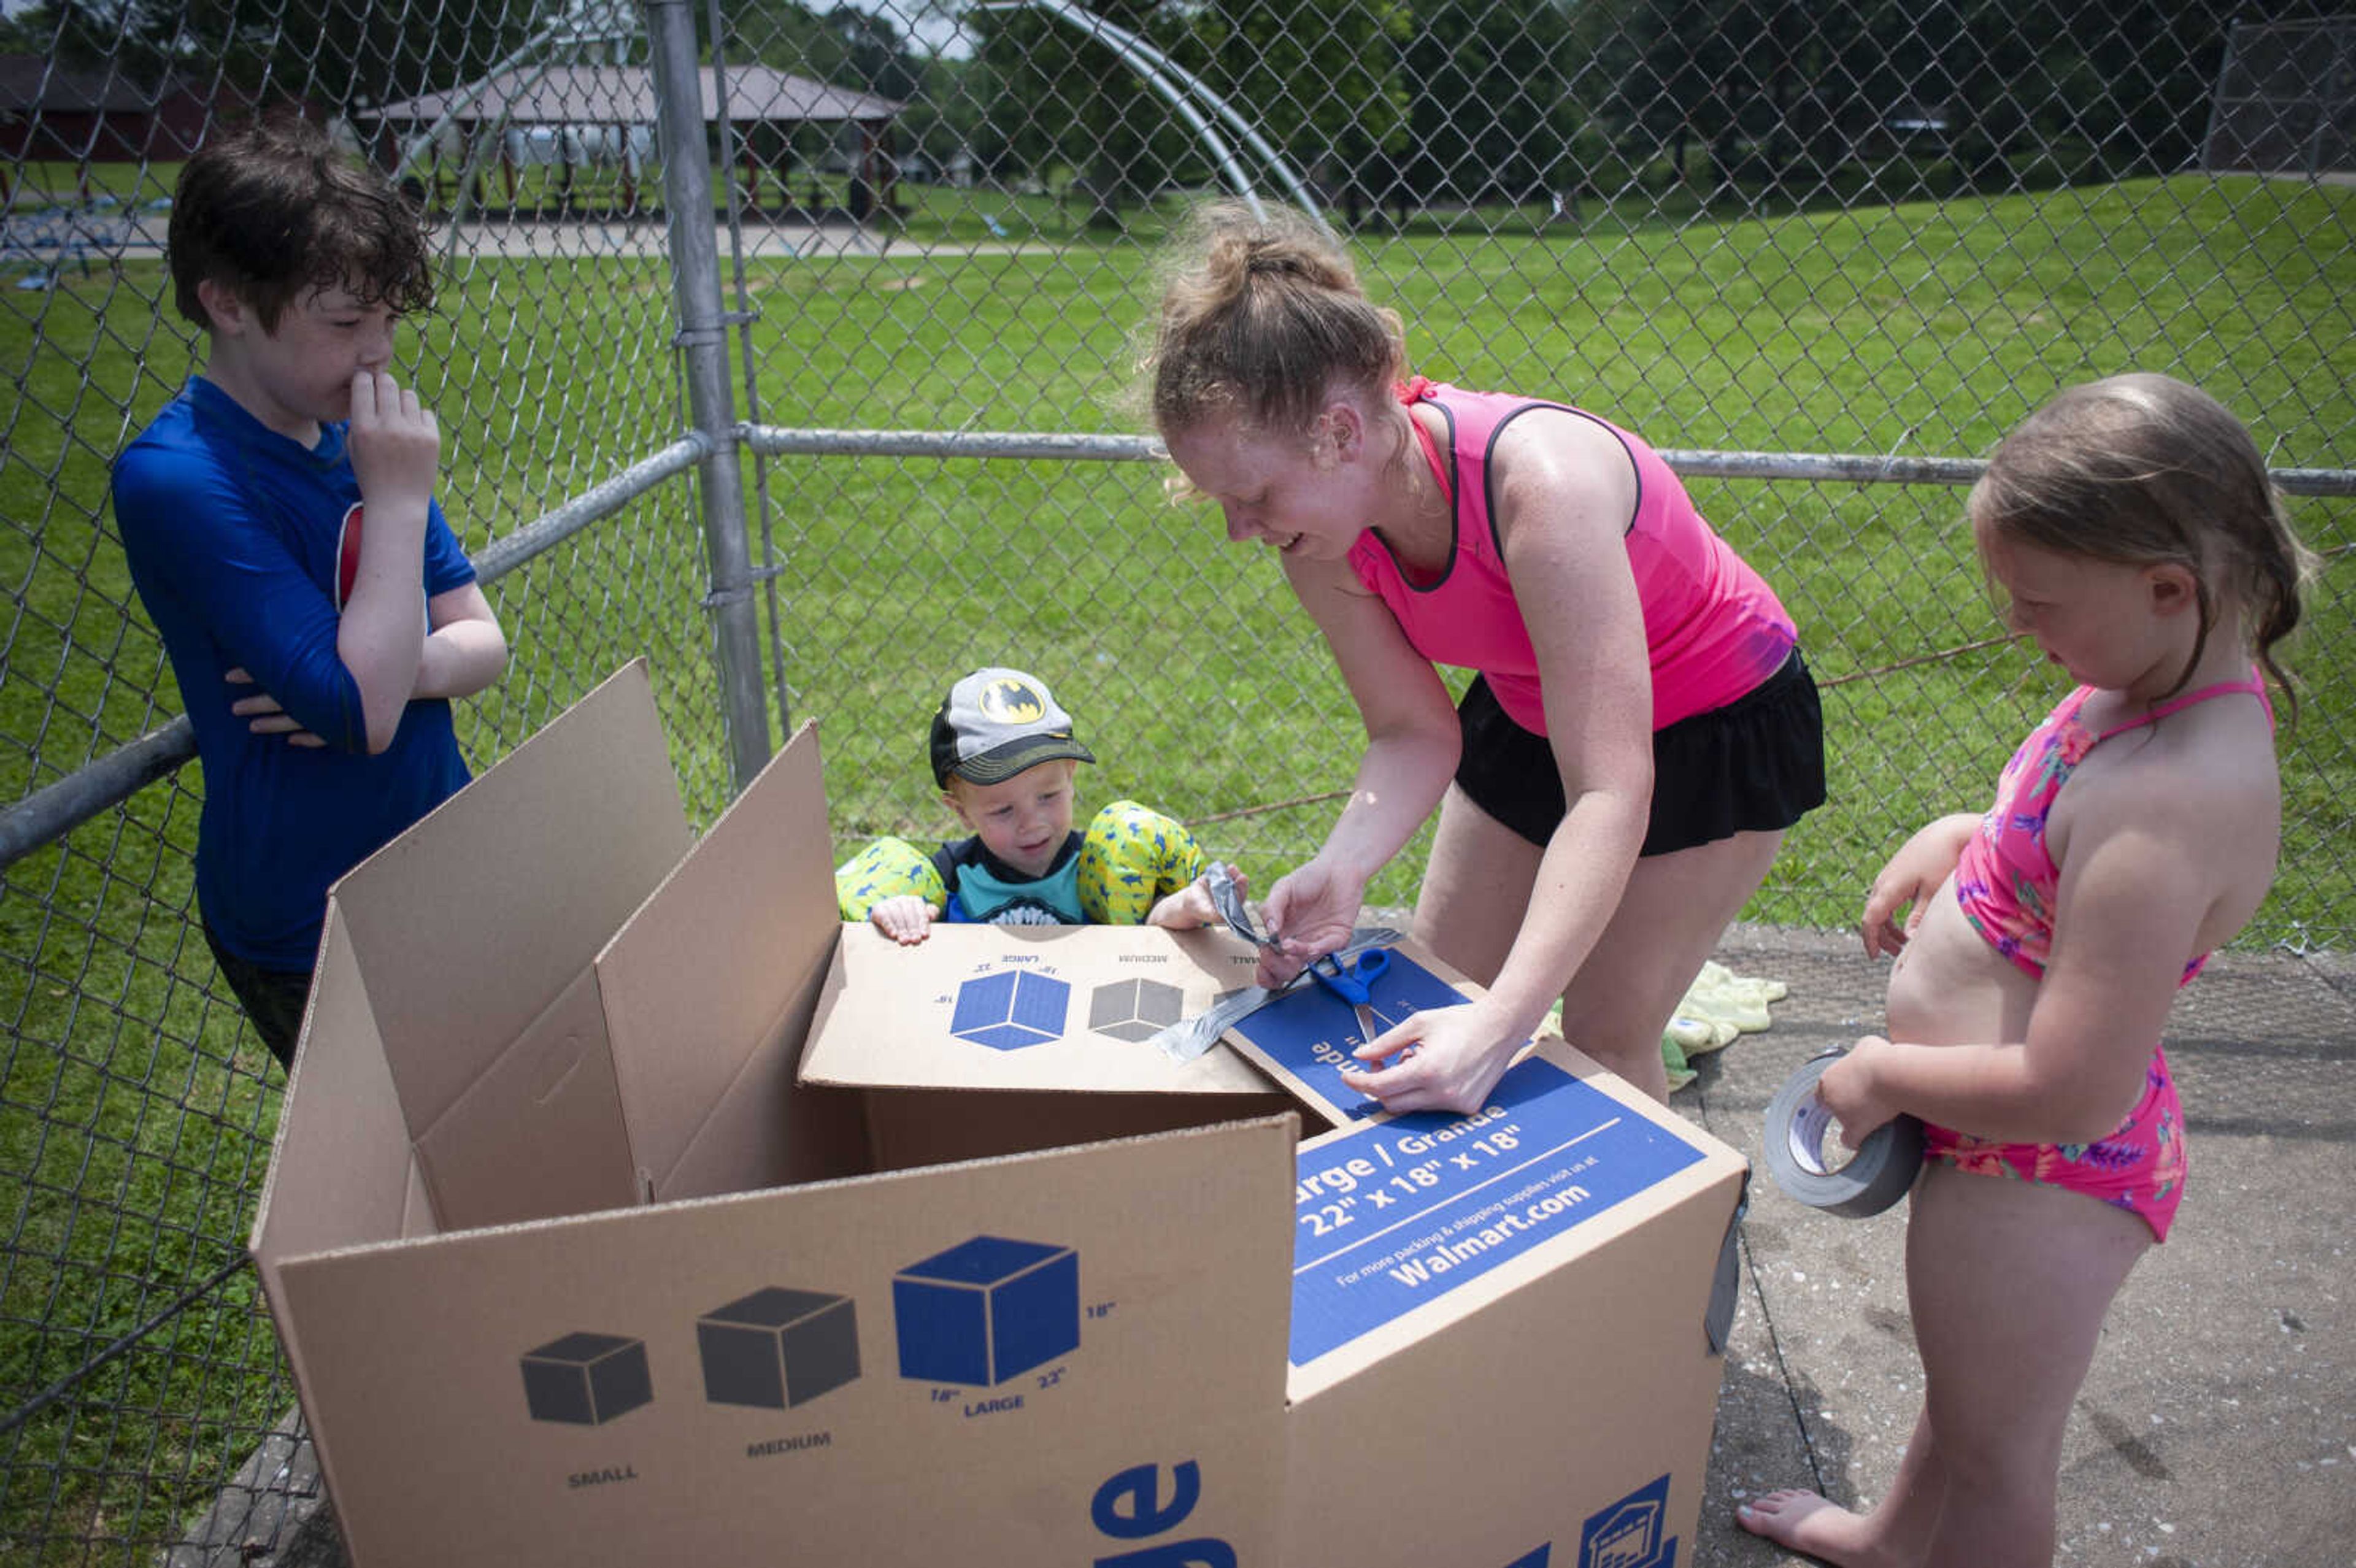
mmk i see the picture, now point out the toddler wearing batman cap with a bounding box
[836,666,1235,943]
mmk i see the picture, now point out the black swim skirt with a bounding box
[1453,647,1827,856]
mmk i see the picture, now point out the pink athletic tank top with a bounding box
[1954,674,2274,982]
[1345,379,1796,732]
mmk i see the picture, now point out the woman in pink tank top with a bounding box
[1734,373,2311,1568]
[1146,201,1824,1112]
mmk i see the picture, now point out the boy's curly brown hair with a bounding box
[169,117,434,332]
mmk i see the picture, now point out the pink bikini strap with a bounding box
[2092,669,2273,741]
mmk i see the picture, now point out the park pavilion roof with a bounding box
[361,64,901,129]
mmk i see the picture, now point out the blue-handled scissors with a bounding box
[1305,947,1393,1049]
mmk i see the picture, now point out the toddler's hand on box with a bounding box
[868,895,937,945]
[1146,864,1243,929]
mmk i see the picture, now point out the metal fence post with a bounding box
[645,0,773,789]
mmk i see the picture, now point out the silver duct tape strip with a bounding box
[1152,926,1402,1063]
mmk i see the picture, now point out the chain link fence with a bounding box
[1,0,2350,1560]
[715,0,2354,936]
[2,4,745,1557]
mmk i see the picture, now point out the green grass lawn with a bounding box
[1,171,2350,1559]
[721,173,2354,937]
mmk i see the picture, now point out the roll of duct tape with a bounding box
[1763,1048,1924,1218]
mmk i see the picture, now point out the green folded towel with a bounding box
[1546,960,1789,1091]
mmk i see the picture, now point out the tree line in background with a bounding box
[935,0,2338,222]
[740,0,2338,220]
[4,0,2339,221]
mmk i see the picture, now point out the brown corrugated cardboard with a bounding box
[801,920,1308,1175]
[801,920,1279,1095]
[252,660,1748,1567]
[252,664,1294,1565]
[264,1118,1296,1564]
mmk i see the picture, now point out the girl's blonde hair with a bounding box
[1142,201,1405,441]
[1968,372,2316,714]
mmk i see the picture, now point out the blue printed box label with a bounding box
[1290,1057,1705,1365]
[1230,950,1472,1123]
[1580,1473,1676,1568]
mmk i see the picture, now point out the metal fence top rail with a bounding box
[0,436,709,874]
[739,425,2356,497]
[9,421,2343,878]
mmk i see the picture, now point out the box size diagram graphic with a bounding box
[893,1235,1079,1386]
[519,1331,653,1425]
[949,970,1071,1050]
[696,1286,861,1409]
[1087,977,1184,1042]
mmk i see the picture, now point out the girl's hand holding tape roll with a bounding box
[1809,1035,1906,1146]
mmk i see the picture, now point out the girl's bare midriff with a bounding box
[1884,872,2041,1050]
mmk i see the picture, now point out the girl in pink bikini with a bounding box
[1739,373,2314,1567]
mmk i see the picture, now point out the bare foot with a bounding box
[1733,1489,1890,1567]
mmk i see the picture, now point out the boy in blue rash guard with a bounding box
[836,666,1235,943]
[110,120,509,1070]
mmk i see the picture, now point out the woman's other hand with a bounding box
[1258,858,1365,987]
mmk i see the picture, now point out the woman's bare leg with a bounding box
[1409,783,1541,985]
[1554,827,1782,1101]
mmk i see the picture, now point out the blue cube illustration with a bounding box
[893,1235,1080,1386]
[949,970,1070,1051]
[520,1331,653,1425]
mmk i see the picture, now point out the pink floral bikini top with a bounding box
[1953,674,2273,983]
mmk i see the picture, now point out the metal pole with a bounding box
[734,426,2356,496]
[644,0,773,790]
[699,0,794,736]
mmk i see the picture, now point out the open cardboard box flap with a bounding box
[248,664,1297,1564]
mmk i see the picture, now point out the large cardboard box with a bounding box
[804,922,1750,1568]
[252,661,1747,1567]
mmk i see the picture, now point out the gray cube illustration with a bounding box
[1088,978,1184,1042]
[520,1331,653,1425]
[949,969,1070,1050]
[893,1235,1080,1386]
[696,1286,861,1409]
